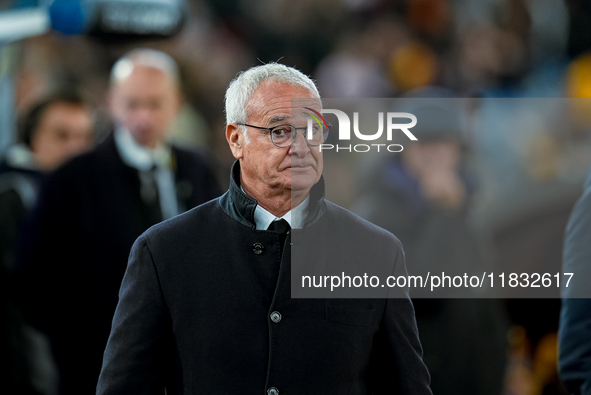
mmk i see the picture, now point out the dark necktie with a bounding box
[268,219,291,256]
[139,165,162,223]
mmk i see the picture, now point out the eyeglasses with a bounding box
[238,123,330,148]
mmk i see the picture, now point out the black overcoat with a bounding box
[97,161,432,395]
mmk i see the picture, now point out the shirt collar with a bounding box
[114,127,172,171]
[219,160,326,230]
[254,195,310,230]
[241,185,309,230]
[3,144,38,171]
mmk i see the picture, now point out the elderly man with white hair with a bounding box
[14,49,221,395]
[97,63,432,395]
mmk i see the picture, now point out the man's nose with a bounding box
[136,106,155,125]
[289,129,310,156]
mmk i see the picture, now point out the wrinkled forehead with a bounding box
[111,65,177,96]
[290,97,323,120]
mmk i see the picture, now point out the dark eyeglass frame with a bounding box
[237,123,331,148]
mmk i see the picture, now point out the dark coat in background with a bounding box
[13,133,221,394]
[97,161,432,395]
[0,152,46,395]
[0,151,44,274]
[559,167,591,395]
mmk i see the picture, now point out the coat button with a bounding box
[253,243,264,255]
[267,387,279,395]
[270,311,282,323]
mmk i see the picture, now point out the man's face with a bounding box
[31,102,93,171]
[228,81,323,198]
[109,65,180,148]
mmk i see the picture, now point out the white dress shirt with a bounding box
[241,186,309,230]
[114,128,179,220]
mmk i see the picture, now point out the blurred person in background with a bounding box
[1,91,94,395]
[354,97,507,395]
[13,48,221,394]
[1,91,94,275]
[559,165,591,395]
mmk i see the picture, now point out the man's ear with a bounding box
[226,123,244,160]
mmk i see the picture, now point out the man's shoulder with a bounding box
[170,145,220,197]
[171,144,205,159]
[52,136,118,179]
[321,200,403,248]
[142,197,224,242]
[171,144,216,170]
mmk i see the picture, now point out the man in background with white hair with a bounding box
[14,49,221,394]
[97,63,432,395]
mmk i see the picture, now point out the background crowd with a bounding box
[3,0,591,394]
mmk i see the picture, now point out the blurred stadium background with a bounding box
[3,1,591,394]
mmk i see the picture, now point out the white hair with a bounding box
[109,48,180,89]
[224,63,320,142]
